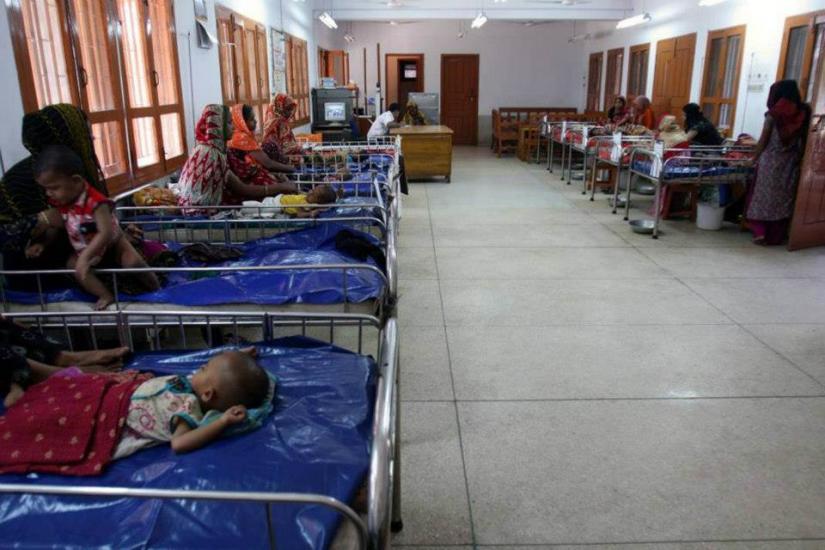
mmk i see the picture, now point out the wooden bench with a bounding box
[492,107,578,157]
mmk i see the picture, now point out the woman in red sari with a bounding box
[262,94,303,163]
[746,80,811,245]
[226,104,295,204]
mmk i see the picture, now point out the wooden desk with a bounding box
[391,125,453,182]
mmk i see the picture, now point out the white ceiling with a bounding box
[310,0,634,21]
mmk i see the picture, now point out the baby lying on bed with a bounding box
[0,348,273,475]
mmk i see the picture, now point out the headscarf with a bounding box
[177,105,230,208]
[767,80,811,146]
[262,94,300,158]
[682,103,705,131]
[657,115,690,149]
[1,104,106,221]
[607,96,627,123]
[227,104,261,152]
[402,102,427,125]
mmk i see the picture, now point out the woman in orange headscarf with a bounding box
[631,96,656,130]
[225,104,295,203]
[262,94,303,163]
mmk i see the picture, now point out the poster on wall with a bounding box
[271,28,287,94]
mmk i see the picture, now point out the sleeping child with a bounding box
[275,184,341,218]
[26,145,159,310]
[0,348,274,475]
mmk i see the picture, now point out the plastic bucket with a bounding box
[696,203,725,230]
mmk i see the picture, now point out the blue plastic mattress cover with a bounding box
[4,224,385,306]
[631,159,749,180]
[0,338,377,550]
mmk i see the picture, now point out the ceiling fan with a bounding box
[502,20,556,27]
[373,0,422,7]
[387,20,418,25]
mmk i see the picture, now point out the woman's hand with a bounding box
[25,243,44,259]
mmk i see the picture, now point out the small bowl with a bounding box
[609,196,630,208]
[629,219,656,234]
[636,182,656,195]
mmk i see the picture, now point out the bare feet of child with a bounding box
[95,294,115,311]
[3,384,24,408]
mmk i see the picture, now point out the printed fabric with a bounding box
[55,182,120,252]
[177,104,230,208]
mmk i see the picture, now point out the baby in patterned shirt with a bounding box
[114,348,270,458]
[27,145,159,310]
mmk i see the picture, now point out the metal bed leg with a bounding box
[581,151,589,195]
[547,138,554,172]
[391,362,402,533]
[624,173,634,221]
[590,159,599,202]
[652,181,661,239]
[611,165,622,214]
[566,145,573,184]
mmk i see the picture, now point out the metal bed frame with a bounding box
[587,135,656,207]
[625,144,755,238]
[545,121,598,182]
[565,125,608,195]
[0,310,401,550]
[0,215,398,317]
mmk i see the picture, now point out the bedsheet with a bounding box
[631,159,750,180]
[3,224,385,307]
[0,338,377,549]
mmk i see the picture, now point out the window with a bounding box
[604,48,624,108]
[319,48,350,85]
[586,52,603,113]
[8,0,187,192]
[778,11,825,102]
[286,33,310,126]
[627,43,649,101]
[700,25,746,133]
[216,6,270,134]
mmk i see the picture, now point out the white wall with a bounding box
[582,0,825,136]
[0,3,27,171]
[344,20,584,142]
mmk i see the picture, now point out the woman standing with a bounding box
[262,94,303,163]
[746,80,811,245]
[177,104,292,209]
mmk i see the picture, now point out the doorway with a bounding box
[651,33,696,123]
[385,53,424,113]
[441,54,479,145]
[586,52,604,113]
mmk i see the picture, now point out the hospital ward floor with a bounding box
[391,146,825,549]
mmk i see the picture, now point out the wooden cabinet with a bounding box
[391,125,454,182]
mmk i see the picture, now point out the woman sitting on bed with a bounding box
[177,105,295,209]
[261,94,304,164]
[226,104,296,204]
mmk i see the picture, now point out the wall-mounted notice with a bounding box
[271,28,286,94]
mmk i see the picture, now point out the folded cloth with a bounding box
[179,243,244,264]
[0,370,150,476]
[334,229,386,272]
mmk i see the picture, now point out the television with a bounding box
[324,102,347,122]
[403,67,417,79]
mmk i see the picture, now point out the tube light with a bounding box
[319,12,338,29]
[699,0,726,5]
[616,12,651,29]
[471,12,488,29]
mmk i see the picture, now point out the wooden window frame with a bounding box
[604,47,625,109]
[777,10,825,101]
[626,43,649,102]
[700,25,746,133]
[586,52,604,113]
[285,33,310,127]
[215,5,270,135]
[319,48,350,84]
[7,0,187,194]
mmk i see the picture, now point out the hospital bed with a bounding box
[0,309,401,549]
[587,134,656,208]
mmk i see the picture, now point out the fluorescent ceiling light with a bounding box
[698,0,726,5]
[344,33,354,42]
[471,12,488,29]
[319,11,338,29]
[616,12,651,29]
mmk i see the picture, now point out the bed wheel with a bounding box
[623,216,628,221]
[589,197,594,202]
[652,234,658,240]
[391,520,404,533]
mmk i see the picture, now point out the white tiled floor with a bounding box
[392,146,825,549]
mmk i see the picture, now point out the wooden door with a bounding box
[652,33,696,123]
[777,11,825,102]
[627,43,649,103]
[788,47,825,250]
[441,54,479,145]
[586,52,604,112]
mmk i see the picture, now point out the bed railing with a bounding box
[0,310,399,550]
[625,144,755,237]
